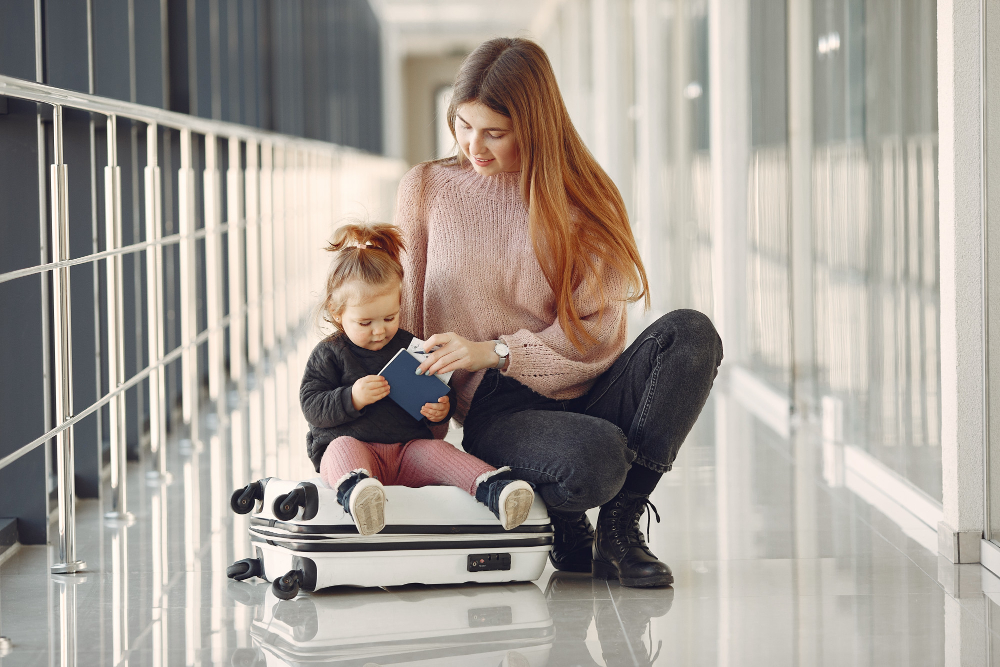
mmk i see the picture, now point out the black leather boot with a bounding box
[548,512,595,572]
[592,490,673,587]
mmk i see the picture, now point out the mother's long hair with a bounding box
[447,37,649,350]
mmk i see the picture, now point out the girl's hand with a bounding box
[416,332,497,376]
[352,375,390,411]
[420,395,450,422]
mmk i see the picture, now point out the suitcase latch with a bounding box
[467,553,511,572]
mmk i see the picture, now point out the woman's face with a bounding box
[454,102,521,175]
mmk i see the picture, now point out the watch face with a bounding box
[496,342,509,356]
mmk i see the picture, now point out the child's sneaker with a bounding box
[336,472,385,536]
[476,473,535,530]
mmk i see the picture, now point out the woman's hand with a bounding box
[352,375,389,411]
[420,395,450,422]
[416,332,498,376]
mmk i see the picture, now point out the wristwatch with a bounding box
[493,340,510,369]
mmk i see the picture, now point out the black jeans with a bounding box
[462,309,723,516]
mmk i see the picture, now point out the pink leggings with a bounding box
[319,436,497,496]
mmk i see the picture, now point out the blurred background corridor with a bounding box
[0,0,998,664]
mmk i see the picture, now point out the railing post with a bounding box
[144,122,169,481]
[288,149,300,329]
[245,139,261,369]
[260,141,275,355]
[204,134,224,403]
[227,136,245,384]
[50,104,86,574]
[273,146,287,344]
[179,128,198,427]
[103,113,132,523]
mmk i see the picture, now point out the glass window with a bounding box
[813,0,941,501]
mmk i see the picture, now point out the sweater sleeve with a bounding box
[300,345,363,429]
[396,165,430,339]
[499,270,629,400]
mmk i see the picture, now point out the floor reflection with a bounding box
[545,573,673,667]
[226,572,675,667]
[230,581,554,666]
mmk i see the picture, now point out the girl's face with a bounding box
[454,102,521,175]
[334,286,401,351]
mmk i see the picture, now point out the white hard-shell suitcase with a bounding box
[229,581,553,666]
[228,477,554,598]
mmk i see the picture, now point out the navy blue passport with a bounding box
[378,349,450,421]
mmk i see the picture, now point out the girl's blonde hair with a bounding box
[445,37,649,350]
[321,222,406,333]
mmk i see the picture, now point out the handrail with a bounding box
[0,318,219,473]
[0,224,231,285]
[0,74,406,574]
[0,75,373,154]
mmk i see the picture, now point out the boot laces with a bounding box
[554,513,594,549]
[624,496,660,546]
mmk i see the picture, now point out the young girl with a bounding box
[300,222,535,536]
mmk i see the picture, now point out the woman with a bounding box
[396,37,723,588]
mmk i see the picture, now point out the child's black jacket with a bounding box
[300,329,456,472]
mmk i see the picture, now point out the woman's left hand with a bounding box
[416,332,496,376]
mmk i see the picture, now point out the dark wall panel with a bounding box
[64,108,102,498]
[167,0,192,114]
[117,119,145,457]
[0,99,47,544]
[135,0,166,108]
[256,0,273,130]
[0,0,36,80]
[93,0,132,101]
[45,0,91,93]
[162,127,182,429]
[195,0,213,119]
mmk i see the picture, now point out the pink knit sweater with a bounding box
[395,161,628,423]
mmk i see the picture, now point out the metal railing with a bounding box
[0,75,406,573]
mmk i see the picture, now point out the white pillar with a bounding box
[631,0,668,318]
[591,0,634,215]
[787,0,814,410]
[380,24,403,159]
[709,0,749,364]
[938,0,985,563]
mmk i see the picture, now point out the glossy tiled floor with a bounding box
[4,364,1000,666]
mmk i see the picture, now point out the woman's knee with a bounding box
[656,309,723,368]
[555,421,631,511]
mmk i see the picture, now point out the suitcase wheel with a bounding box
[230,647,265,667]
[272,482,319,521]
[226,558,262,582]
[272,569,303,600]
[230,481,265,515]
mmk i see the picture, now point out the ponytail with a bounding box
[326,221,406,264]
[321,222,406,332]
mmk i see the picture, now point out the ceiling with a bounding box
[370,0,553,55]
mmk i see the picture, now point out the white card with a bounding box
[407,337,454,385]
